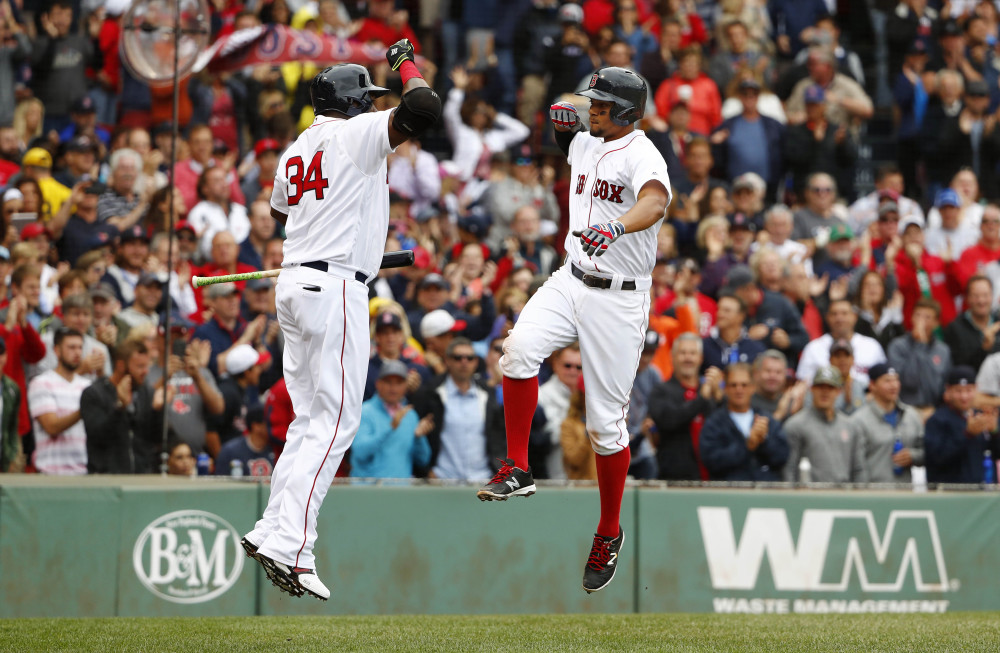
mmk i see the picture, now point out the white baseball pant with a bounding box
[248,265,369,570]
[500,265,650,455]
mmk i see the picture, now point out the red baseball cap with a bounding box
[174,220,196,234]
[20,222,50,240]
[254,138,281,158]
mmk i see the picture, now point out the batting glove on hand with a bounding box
[573,220,626,257]
[550,101,581,130]
[386,39,416,71]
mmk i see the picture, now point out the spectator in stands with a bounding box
[769,0,829,58]
[648,333,718,480]
[749,248,785,295]
[442,67,529,185]
[783,366,867,483]
[240,139,281,205]
[215,406,276,477]
[936,80,1000,199]
[165,440,196,476]
[28,327,91,475]
[784,88,858,199]
[538,344,582,480]
[848,164,925,235]
[55,182,117,268]
[205,343,270,458]
[710,78,784,196]
[484,145,560,251]
[192,282,261,378]
[196,231,258,314]
[702,293,766,371]
[81,340,162,474]
[758,204,810,270]
[654,46,722,135]
[188,166,251,263]
[945,276,1000,372]
[102,225,149,307]
[88,283,120,349]
[786,46,874,129]
[173,125,245,213]
[891,217,959,329]
[751,349,805,422]
[559,376,595,481]
[365,311,429,401]
[354,0,421,53]
[97,149,149,232]
[887,297,951,417]
[410,274,496,346]
[699,362,789,481]
[894,41,930,196]
[29,0,95,133]
[925,366,1000,484]
[352,360,434,479]
[821,338,869,415]
[849,363,925,483]
[495,205,560,285]
[791,172,849,242]
[886,0,936,82]
[852,270,904,351]
[0,338,22,472]
[147,333,223,457]
[707,20,769,94]
[21,148,70,218]
[33,293,109,382]
[55,136,99,189]
[724,264,809,363]
[237,201,276,271]
[115,272,167,340]
[921,70,965,195]
[953,205,1000,292]
[417,338,501,481]
[924,188,978,260]
[626,329,662,480]
[798,298,887,385]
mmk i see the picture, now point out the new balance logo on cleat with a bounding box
[476,458,536,501]
[583,528,625,594]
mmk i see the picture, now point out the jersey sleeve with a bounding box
[270,157,290,214]
[629,139,672,208]
[338,110,395,177]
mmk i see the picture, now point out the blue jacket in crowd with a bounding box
[351,396,432,479]
[699,408,789,481]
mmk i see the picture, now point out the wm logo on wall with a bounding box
[697,508,951,593]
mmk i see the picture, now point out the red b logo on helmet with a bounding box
[589,73,598,88]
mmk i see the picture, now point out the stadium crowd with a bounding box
[0,0,999,487]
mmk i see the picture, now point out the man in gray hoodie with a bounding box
[783,366,867,483]
[848,363,925,483]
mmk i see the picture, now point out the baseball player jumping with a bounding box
[240,41,441,600]
[477,68,671,593]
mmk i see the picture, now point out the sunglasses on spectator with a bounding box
[809,186,834,194]
[450,354,477,362]
[562,363,583,370]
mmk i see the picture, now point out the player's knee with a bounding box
[498,332,538,379]
[590,434,626,457]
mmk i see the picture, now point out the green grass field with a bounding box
[2,613,999,653]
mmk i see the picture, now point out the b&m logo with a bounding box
[698,508,951,593]
[133,510,244,604]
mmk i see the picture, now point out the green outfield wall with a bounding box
[1,477,998,617]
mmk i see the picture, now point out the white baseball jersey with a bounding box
[564,130,671,280]
[271,111,396,276]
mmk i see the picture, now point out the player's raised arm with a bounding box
[551,101,583,156]
[386,39,442,149]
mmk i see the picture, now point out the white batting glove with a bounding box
[550,101,580,130]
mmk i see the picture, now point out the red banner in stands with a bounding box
[194,25,404,73]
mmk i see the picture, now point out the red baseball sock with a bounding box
[502,375,537,471]
[595,448,631,538]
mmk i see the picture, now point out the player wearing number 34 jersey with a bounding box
[241,40,441,601]
[477,67,671,594]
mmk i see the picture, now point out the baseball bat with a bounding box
[192,250,416,288]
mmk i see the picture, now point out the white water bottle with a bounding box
[230,459,244,478]
[798,457,812,485]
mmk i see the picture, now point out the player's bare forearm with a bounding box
[617,181,670,234]
[271,207,287,227]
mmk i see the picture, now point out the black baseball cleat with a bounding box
[582,528,625,594]
[240,537,304,598]
[476,458,536,501]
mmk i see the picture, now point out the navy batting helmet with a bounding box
[310,64,390,118]
[576,67,647,126]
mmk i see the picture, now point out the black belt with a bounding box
[571,262,636,291]
[302,261,368,284]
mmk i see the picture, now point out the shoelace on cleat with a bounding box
[587,536,612,571]
[487,460,516,485]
